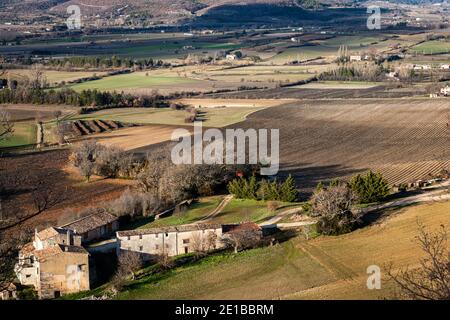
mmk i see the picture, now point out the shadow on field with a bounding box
[278,161,366,200]
[358,203,420,228]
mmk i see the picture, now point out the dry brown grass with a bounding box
[285,201,450,299]
[89,124,192,151]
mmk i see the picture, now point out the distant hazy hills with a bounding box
[0,0,440,24]
[0,0,333,18]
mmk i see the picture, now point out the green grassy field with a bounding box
[139,196,225,228]
[6,70,107,86]
[0,122,36,148]
[138,197,300,228]
[269,35,386,63]
[410,40,450,54]
[211,199,298,224]
[115,239,335,300]
[111,41,243,59]
[67,73,201,92]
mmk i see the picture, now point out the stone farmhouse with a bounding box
[14,211,119,298]
[117,224,224,260]
[60,210,119,244]
[14,227,90,299]
[117,222,263,260]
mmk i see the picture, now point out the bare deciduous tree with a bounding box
[222,227,262,253]
[310,184,359,235]
[111,251,142,291]
[388,223,450,300]
[28,64,47,89]
[53,110,62,123]
[54,121,72,145]
[155,247,174,270]
[205,231,218,251]
[78,157,95,182]
[137,149,171,193]
[0,110,14,143]
[191,233,207,258]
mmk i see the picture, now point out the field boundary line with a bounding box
[297,241,357,280]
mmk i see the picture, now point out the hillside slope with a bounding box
[68,201,449,300]
[0,0,337,22]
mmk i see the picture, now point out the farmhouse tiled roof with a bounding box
[61,210,118,235]
[33,244,88,261]
[20,242,35,256]
[36,227,67,240]
[117,223,222,237]
[222,222,262,234]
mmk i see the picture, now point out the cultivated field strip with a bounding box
[234,99,450,190]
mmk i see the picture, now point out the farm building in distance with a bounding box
[350,55,362,62]
[440,86,450,96]
[14,227,90,299]
[61,210,119,244]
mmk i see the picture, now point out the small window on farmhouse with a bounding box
[155,245,159,250]
[139,235,142,240]
[127,236,130,240]
[165,233,169,237]
[155,234,158,238]
[26,274,31,278]
[139,246,143,251]
[183,239,190,244]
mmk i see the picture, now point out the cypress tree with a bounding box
[280,175,298,202]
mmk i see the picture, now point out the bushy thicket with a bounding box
[310,183,359,236]
[71,143,255,215]
[348,170,390,204]
[227,175,298,202]
[71,140,135,181]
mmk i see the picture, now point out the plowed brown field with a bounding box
[233,98,450,192]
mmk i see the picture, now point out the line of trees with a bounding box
[0,87,161,108]
[319,63,387,82]
[44,56,169,70]
[227,175,298,202]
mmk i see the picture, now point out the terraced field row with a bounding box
[70,120,134,137]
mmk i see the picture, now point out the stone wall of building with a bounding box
[36,251,90,299]
[118,227,223,259]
